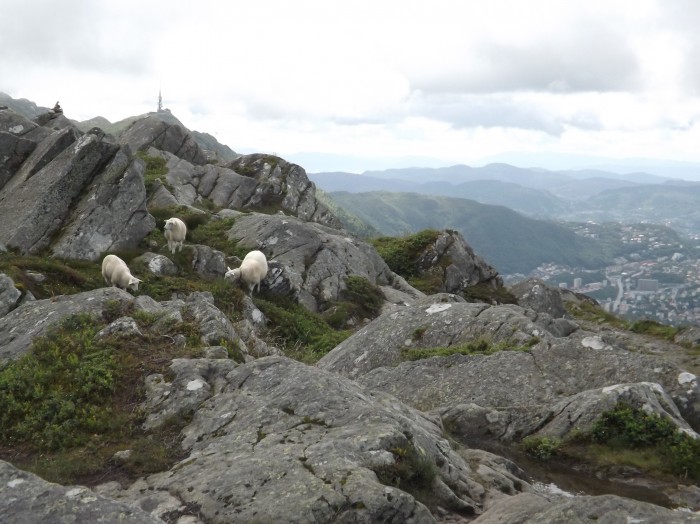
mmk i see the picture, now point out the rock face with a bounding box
[119,114,209,165]
[319,295,700,437]
[226,212,423,312]
[0,111,154,259]
[416,230,502,294]
[111,356,504,522]
[144,148,342,229]
[0,460,162,524]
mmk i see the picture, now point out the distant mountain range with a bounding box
[309,165,700,234]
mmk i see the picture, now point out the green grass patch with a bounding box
[628,319,680,341]
[322,275,385,328]
[573,402,700,481]
[373,445,437,509]
[402,338,533,361]
[565,300,627,329]
[254,295,351,363]
[520,435,561,460]
[0,254,103,299]
[462,282,518,305]
[371,229,441,279]
[137,151,169,195]
[0,311,203,485]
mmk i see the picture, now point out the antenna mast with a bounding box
[158,88,163,112]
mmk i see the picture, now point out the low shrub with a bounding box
[521,435,561,460]
[371,230,441,278]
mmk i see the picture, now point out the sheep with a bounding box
[164,217,187,254]
[101,254,141,292]
[225,250,268,295]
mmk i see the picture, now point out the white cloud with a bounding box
[2,0,700,171]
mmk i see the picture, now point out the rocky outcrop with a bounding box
[317,293,575,379]
[226,212,423,312]
[0,274,22,318]
[144,148,342,229]
[417,230,502,294]
[119,114,209,165]
[0,460,162,524]
[0,117,154,259]
[509,277,568,318]
[472,492,700,524]
[106,356,509,522]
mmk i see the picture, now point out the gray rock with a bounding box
[317,296,555,380]
[96,316,144,339]
[227,212,422,312]
[134,252,180,276]
[130,356,502,522]
[0,131,36,190]
[184,292,248,355]
[472,492,700,523]
[119,114,208,165]
[509,278,568,318]
[531,382,698,440]
[358,336,700,433]
[142,358,239,430]
[416,230,502,294]
[0,287,134,364]
[0,108,38,137]
[189,244,227,279]
[0,128,153,259]
[0,273,22,318]
[0,460,162,524]
[202,346,229,359]
[675,326,700,347]
[50,145,155,261]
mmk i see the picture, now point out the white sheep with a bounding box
[225,250,268,295]
[101,254,141,292]
[163,217,187,254]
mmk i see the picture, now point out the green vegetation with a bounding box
[0,254,104,299]
[323,275,385,328]
[0,310,202,484]
[402,338,535,361]
[137,151,169,194]
[521,435,561,460]
[253,295,351,363]
[564,300,627,329]
[373,445,437,507]
[628,319,680,341]
[371,229,441,278]
[588,402,700,480]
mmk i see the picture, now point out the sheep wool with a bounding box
[225,250,268,295]
[164,217,187,254]
[101,254,141,292]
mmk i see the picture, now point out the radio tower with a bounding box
[157,88,163,112]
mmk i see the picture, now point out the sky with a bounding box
[3,0,700,173]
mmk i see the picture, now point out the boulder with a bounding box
[509,277,568,318]
[416,229,502,294]
[119,114,208,165]
[0,273,22,318]
[116,356,520,522]
[0,460,162,524]
[0,131,36,190]
[317,295,562,380]
[0,287,134,364]
[226,212,423,312]
[0,128,153,259]
[133,252,179,276]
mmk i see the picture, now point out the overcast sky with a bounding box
[3,0,700,172]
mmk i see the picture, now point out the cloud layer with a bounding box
[2,0,700,171]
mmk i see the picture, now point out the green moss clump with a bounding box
[137,152,168,195]
[521,435,561,460]
[323,275,385,328]
[371,229,441,279]
[628,319,680,341]
[588,402,700,480]
[254,296,350,363]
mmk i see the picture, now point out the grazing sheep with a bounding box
[225,250,268,295]
[164,217,187,254]
[101,254,141,292]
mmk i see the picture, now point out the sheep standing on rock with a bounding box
[101,254,141,292]
[225,250,268,295]
[164,217,187,254]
